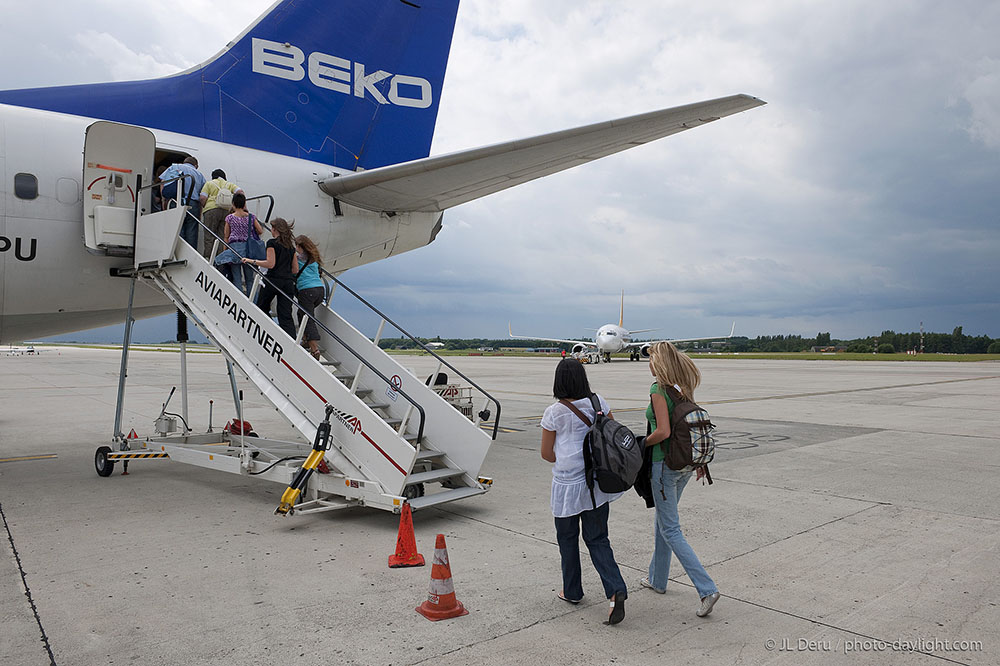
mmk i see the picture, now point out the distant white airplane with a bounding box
[509,292,735,363]
[4,344,38,356]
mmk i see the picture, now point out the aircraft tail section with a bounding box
[0,0,459,170]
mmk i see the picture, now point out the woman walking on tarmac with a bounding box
[540,358,628,625]
[641,341,720,617]
[294,235,326,360]
[243,217,298,339]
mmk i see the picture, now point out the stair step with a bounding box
[414,449,445,462]
[383,417,402,427]
[320,359,339,367]
[407,486,487,510]
[334,373,353,382]
[366,402,390,410]
[406,468,464,484]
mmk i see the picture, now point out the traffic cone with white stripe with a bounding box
[415,534,468,621]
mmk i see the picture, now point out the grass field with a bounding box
[385,349,1000,362]
[20,344,996,362]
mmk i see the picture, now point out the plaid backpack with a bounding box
[661,385,716,484]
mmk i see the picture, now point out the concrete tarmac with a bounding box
[1,348,998,665]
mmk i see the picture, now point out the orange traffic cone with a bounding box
[388,503,424,568]
[415,534,468,621]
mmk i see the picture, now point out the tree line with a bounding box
[378,327,1000,354]
[728,327,998,354]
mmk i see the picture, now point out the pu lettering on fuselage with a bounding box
[0,236,37,262]
[251,38,432,109]
[194,271,284,364]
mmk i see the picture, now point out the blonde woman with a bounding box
[641,341,720,617]
[243,217,298,339]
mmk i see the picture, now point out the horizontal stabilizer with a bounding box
[319,94,765,212]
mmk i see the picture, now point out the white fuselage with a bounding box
[594,324,633,354]
[0,104,443,343]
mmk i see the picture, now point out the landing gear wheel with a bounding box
[402,483,425,500]
[95,446,116,477]
[604,352,612,364]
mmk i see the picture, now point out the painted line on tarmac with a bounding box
[0,454,58,464]
[518,375,1000,421]
[704,374,1000,405]
[479,423,523,434]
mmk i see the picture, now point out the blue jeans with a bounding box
[167,198,201,250]
[648,461,718,598]
[229,262,255,295]
[554,501,627,601]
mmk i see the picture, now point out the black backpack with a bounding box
[561,395,643,508]
[661,385,716,484]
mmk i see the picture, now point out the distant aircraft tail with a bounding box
[0,0,459,171]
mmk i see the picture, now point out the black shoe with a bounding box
[605,593,625,625]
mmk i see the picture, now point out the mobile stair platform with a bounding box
[90,124,501,516]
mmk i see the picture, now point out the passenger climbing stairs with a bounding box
[102,192,500,515]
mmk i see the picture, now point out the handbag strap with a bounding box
[560,398,598,509]
[559,399,591,427]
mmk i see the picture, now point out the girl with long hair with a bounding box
[641,341,720,617]
[215,191,262,294]
[243,217,298,339]
[294,235,325,359]
[540,358,628,625]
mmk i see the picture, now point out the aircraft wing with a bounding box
[319,94,765,213]
[508,324,595,349]
[626,322,736,347]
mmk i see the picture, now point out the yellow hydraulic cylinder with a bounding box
[275,405,334,515]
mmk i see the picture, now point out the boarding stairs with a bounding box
[106,196,500,515]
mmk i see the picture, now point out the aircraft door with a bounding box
[83,121,154,251]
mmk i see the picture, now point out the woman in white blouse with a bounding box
[540,359,627,625]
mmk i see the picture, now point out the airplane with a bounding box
[4,344,38,356]
[0,0,765,346]
[509,292,736,363]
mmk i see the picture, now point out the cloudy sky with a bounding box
[4,0,998,342]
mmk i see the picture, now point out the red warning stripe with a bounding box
[96,163,133,174]
[361,430,406,476]
[281,358,326,402]
[279,358,404,476]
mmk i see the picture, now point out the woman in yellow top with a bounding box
[641,341,720,617]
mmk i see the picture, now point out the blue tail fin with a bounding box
[0,0,459,170]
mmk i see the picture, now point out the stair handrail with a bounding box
[170,214,428,446]
[245,194,275,226]
[317,267,502,441]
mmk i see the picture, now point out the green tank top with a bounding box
[645,382,675,462]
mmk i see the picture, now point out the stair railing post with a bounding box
[112,276,138,446]
[248,273,262,302]
[295,313,309,345]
